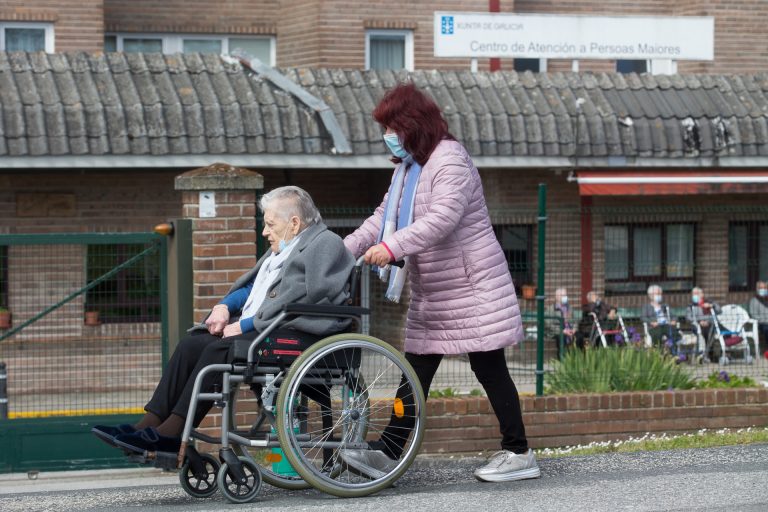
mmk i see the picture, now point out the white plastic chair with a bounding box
[714,304,759,364]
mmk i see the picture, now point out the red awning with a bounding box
[575,170,768,196]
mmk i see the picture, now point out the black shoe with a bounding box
[91,424,136,447]
[114,427,181,454]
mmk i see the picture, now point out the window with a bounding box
[494,224,533,290]
[365,30,413,71]
[616,59,648,74]
[728,222,768,290]
[604,223,695,294]
[0,22,54,52]
[85,244,161,323]
[104,33,276,65]
[0,245,7,309]
[513,58,546,72]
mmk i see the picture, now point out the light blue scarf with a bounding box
[377,157,422,302]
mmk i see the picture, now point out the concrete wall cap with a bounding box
[175,162,264,191]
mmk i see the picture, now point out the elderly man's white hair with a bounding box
[647,284,662,297]
[259,186,322,226]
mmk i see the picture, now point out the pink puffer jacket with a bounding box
[344,139,524,355]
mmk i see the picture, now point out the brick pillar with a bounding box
[175,163,264,322]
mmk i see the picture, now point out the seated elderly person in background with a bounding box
[685,286,721,355]
[580,290,618,345]
[547,287,583,357]
[91,186,354,454]
[641,284,678,347]
[748,281,768,353]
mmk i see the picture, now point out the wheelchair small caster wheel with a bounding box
[745,355,754,365]
[718,356,729,366]
[180,453,220,499]
[217,456,262,504]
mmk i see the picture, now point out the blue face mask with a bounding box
[691,294,700,304]
[383,133,409,158]
[278,225,293,253]
[759,289,768,297]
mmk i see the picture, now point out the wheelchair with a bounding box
[130,257,426,503]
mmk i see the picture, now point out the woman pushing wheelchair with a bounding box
[340,83,539,483]
[91,185,354,454]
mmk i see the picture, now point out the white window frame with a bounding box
[229,36,276,66]
[105,33,276,65]
[365,29,414,71]
[0,22,54,52]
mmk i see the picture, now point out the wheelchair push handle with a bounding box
[354,256,405,268]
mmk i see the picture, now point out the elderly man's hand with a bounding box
[364,243,393,268]
[206,304,230,336]
[222,322,242,338]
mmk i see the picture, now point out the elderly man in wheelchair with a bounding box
[91,185,426,502]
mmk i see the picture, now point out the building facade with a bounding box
[1,1,766,73]
[1,2,768,344]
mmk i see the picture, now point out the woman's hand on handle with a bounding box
[364,243,394,268]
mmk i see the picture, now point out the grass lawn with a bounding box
[536,427,768,458]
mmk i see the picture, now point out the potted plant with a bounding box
[521,284,536,300]
[84,310,100,326]
[0,307,10,329]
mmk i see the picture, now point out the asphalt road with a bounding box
[1,444,766,512]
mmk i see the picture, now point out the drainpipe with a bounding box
[489,0,501,72]
[0,362,7,419]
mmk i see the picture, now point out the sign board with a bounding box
[434,12,714,61]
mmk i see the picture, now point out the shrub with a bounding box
[546,347,695,394]
[428,387,459,398]
[694,371,758,389]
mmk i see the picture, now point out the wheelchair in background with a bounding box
[130,257,426,503]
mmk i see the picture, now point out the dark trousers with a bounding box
[759,323,768,353]
[145,331,245,427]
[373,348,529,459]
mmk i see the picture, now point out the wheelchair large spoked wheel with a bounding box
[275,334,425,498]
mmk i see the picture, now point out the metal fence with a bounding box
[323,195,768,395]
[0,233,167,420]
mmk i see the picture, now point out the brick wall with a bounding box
[181,190,258,319]
[14,1,768,72]
[196,387,768,455]
[276,0,516,70]
[0,1,104,52]
[0,170,181,234]
[103,0,278,35]
[672,0,768,74]
[423,388,768,452]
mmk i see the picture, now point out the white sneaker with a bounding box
[339,449,397,479]
[473,449,541,482]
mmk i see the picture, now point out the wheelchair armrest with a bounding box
[283,303,370,318]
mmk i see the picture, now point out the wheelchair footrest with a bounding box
[126,450,179,471]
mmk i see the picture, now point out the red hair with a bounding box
[372,83,453,166]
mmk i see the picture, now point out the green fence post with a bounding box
[164,219,193,362]
[535,183,547,396]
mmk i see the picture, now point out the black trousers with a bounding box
[144,331,244,428]
[373,348,529,459]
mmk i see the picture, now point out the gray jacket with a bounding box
[641,303,672,325]
[191,222,355,336]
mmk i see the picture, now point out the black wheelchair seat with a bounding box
[230,329,322,365]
